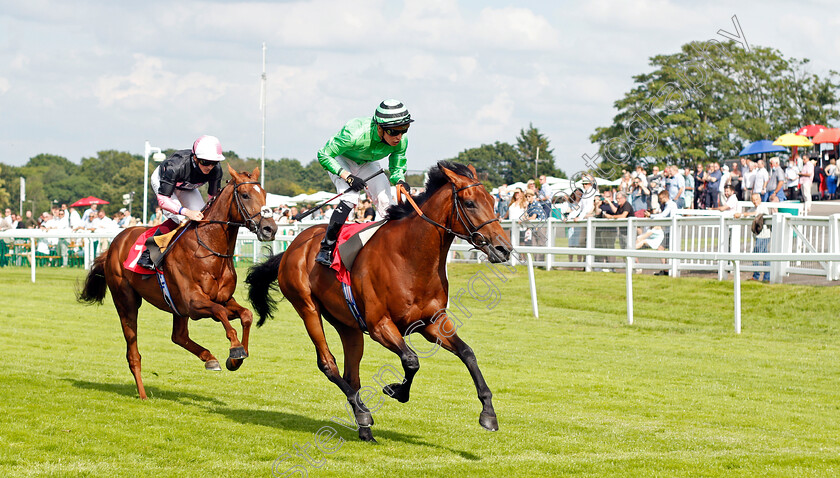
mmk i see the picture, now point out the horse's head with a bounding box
[228,165,277,241]
[440,163,512,263]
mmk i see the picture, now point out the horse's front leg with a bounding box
[418,315,498,432]
[188,298,248,363]
[221,297,253,371]
[369,318,419,404]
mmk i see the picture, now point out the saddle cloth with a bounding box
[330,220,385,285]
[123,219,180,274]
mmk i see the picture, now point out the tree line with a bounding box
[590,40,840,177]
[0,123,561,216]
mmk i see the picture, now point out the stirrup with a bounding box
[315,248,333,266]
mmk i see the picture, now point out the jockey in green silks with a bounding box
[314,99,413,266]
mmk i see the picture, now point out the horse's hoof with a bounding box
[383,383,410,403]
[479,411,499,431]
[225,357,243,371]
[358,426,377,443]
[354,410,373,428]
[205,359,222,371]
[229,346,248,360]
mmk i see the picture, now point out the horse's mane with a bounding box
[385,161,475,220]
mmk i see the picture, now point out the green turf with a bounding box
[0,264,838,477]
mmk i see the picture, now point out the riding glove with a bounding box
[396,180,411,196]
[346,174,367,192]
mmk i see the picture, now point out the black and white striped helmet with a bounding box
[374,99,414,127]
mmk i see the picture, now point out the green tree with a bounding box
[590,41,840,176]
[0,165,10,208]
[514,123,560,181]
[450,142,517,187]
[80,151,144,213]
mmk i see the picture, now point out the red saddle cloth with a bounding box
[330,222,380,285]
[123,220,177,274]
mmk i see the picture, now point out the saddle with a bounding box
[330,220,386,285]
[148,222,187,266]
[123,219,185,274]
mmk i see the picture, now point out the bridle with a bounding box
[402,182,499,249]
[194,180,271,258]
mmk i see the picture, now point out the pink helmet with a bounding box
[192,135,225,162]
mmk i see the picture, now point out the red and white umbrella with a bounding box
[70,196,110,207]
[812,128,840,145]
[796,124,827,137]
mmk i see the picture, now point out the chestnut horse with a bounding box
[78,166,277,399]
[246,161,512,442]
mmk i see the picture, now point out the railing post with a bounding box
[627,217,635,273]
[511,221,520,266]
[770,213,784,283]
[626,256,634,325]
[734,260,741,334]
[30,238,36,283]
[779,213,792,280]
[670,214,680,277]
[545,218,555,270]
[585,217,593,272]
[718,215,727,281]
[527,253,539,318]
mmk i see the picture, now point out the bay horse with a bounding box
[246,161,512,442]
[78,166,277,399]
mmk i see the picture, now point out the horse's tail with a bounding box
[246,252,284,327]
[76,253,108,305]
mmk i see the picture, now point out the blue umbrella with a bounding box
[739,140,788,156]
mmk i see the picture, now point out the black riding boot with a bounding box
[315,202,353,267]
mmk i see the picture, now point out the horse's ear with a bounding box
[251,166,260,181]
[227,164,239,180]
[441,165,467,186]
[467,164,478,177]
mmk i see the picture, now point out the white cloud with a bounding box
[0,78,9,95]
[473,7,561,50]
[475,92,514,124]
[10,54,29,71]
[94,54,227,108]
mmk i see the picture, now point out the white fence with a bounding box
[446,214,840,283]
[3,212,839,286]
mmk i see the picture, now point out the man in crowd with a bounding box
[799,155,815,212]
[766,157,786,202]
[604,191,633,249]
[665,165,685,209]
[785,157,800,201]
[753,159,769,202]
[629,176,650,217]
[714,184,740,215]
[640,190,676,276]
[736,193,772,282]
[743,159,756,200]
[705,162,722,208]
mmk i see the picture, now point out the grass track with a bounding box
[0,265,839,477]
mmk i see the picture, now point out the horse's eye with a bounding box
[464,200,476,208]
[242,194,250,200]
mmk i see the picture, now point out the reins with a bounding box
[191,180,270,258]
[396,182,499,249]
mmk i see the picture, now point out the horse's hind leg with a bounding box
[112,287,147,399]
[369,318,420,404]
[419,318,498,432]
[294,300,375,441]
[171,315,221,371]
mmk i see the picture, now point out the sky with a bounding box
[0,0,836,179]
